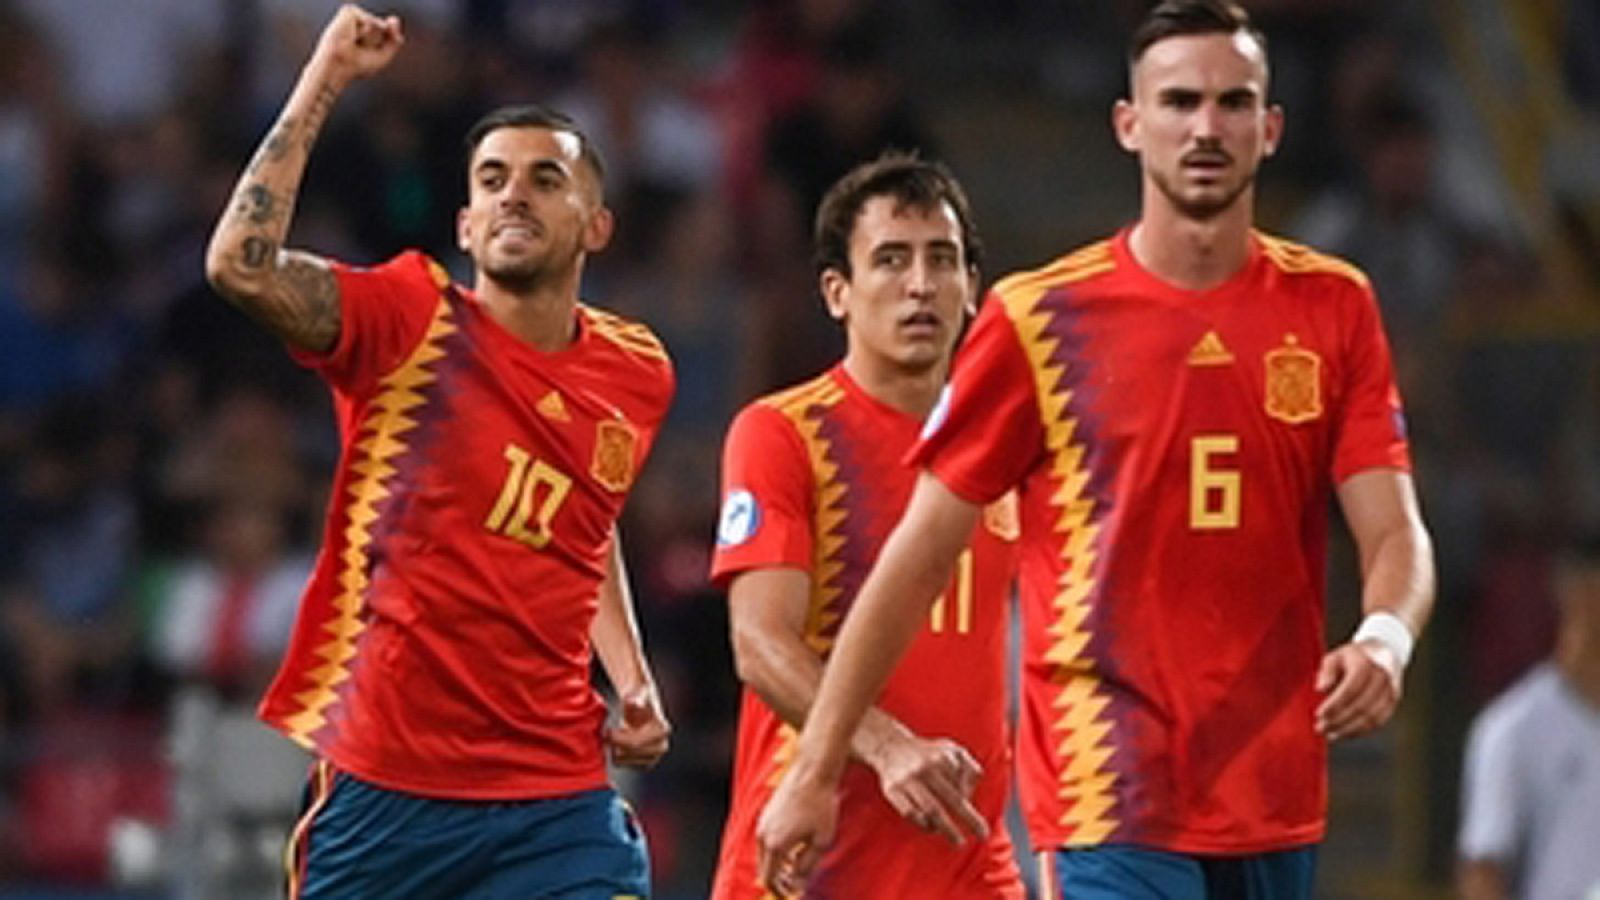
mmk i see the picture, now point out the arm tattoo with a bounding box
[241,236,276,269]
[242,184,278,225]
[303,86,338,153]
[246,117,297,177]
[269,252,342,351]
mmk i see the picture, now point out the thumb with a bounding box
[1315,651,1342,693]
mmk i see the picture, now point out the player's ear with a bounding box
[456,206,472,254]
[1262,103,1285,158]
[1113,98,1140,153]
[819,267,848,322]
[582,205,614,253]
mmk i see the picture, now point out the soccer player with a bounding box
[756,2,1437,899]
[1457,533,1600,900]
[710,154,1024,899]
[204,7,673,898]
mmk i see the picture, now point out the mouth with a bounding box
[1181,153,1232,178]
[491,220,544,242]
[898,311,944,337]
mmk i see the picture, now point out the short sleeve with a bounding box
[910,296,1045,504]
[1457,697,1523,863]
[289,251,443,397]
[710,403,815,586]
[1332,282,1412,483]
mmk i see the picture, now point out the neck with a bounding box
[1130,188,1255,291]
[474,267,583,352]
[1557,628,1600,711]
[841,353,945,419]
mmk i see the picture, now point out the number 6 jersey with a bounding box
[912,230,1410,855]
[257,251,673,799]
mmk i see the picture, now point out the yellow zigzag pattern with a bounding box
[751,375,848,886]
[766,376,850,656]
[584,305,671,363]
[1256,231,1369,289]
[997,248,1119,843]
[282,298,458,747]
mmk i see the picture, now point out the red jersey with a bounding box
[710,366,1023,900]
[912,231,1410,855]
[257,251,674,800]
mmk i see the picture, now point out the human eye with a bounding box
[874,247,909,269]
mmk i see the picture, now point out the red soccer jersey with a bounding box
[710,366,1023,900]
[257,251,674,800]
[912,231,1410,855]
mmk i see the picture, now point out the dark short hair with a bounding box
[1129,0,1268,69]
[463,104,606,186]
[813,152,983,279]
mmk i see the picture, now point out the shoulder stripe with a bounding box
[583,306,671,362]
[992,242,1116,308]
[1257,232,1370,288]
[759,373,845,421]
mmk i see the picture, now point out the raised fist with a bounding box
[312,4,404,85]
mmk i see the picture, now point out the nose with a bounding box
[1192,101,1223,141]
[906,256,936,299]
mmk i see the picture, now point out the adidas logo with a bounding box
[536,390,570,422]
[1187,330,1234,366]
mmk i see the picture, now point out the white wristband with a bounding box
[1352,612,1415,670]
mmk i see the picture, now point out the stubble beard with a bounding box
[1152,166,1256,222]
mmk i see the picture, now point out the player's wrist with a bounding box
[1351,611,1415,671]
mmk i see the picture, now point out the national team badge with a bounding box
[1264,334,1322,424]
[983,491,1020,540]
[591,419,637,492]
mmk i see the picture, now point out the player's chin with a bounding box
[483,255,542,286]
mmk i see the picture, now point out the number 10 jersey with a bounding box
[258,251,674,800]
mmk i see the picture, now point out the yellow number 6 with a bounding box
[1190,434,1240,530]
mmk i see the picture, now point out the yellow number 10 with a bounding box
[1190,434,1241,530]
[485,444,573,549]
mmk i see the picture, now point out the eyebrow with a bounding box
[471,157,575,179]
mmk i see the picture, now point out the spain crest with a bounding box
[1264,335,1322,424]
[591,419,638,492]
[983,491,1021,541]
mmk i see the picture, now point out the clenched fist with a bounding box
[312,4,405,86]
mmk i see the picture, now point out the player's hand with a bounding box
[604,683,671,769]
[312,5,404,86]
[1315,640,1402,741]
[868,733,988,844]
[757,764,838,897]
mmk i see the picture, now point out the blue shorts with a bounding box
[1037,844,1317,900]
[286,761,650,899]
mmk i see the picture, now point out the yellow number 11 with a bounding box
[1190,434,1241,530]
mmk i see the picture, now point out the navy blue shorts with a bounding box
[1037,844,1317,900]
[286,761,650,899]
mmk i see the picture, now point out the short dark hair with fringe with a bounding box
[463,104,606,187]
[813,151,982,279]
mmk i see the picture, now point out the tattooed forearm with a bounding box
[304,85,339,150]
[240,236,277,269]
[242,184,278,225]
[206,58,351,351]
[245,117,297,177]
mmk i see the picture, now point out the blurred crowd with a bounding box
[0,0,1595,897]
